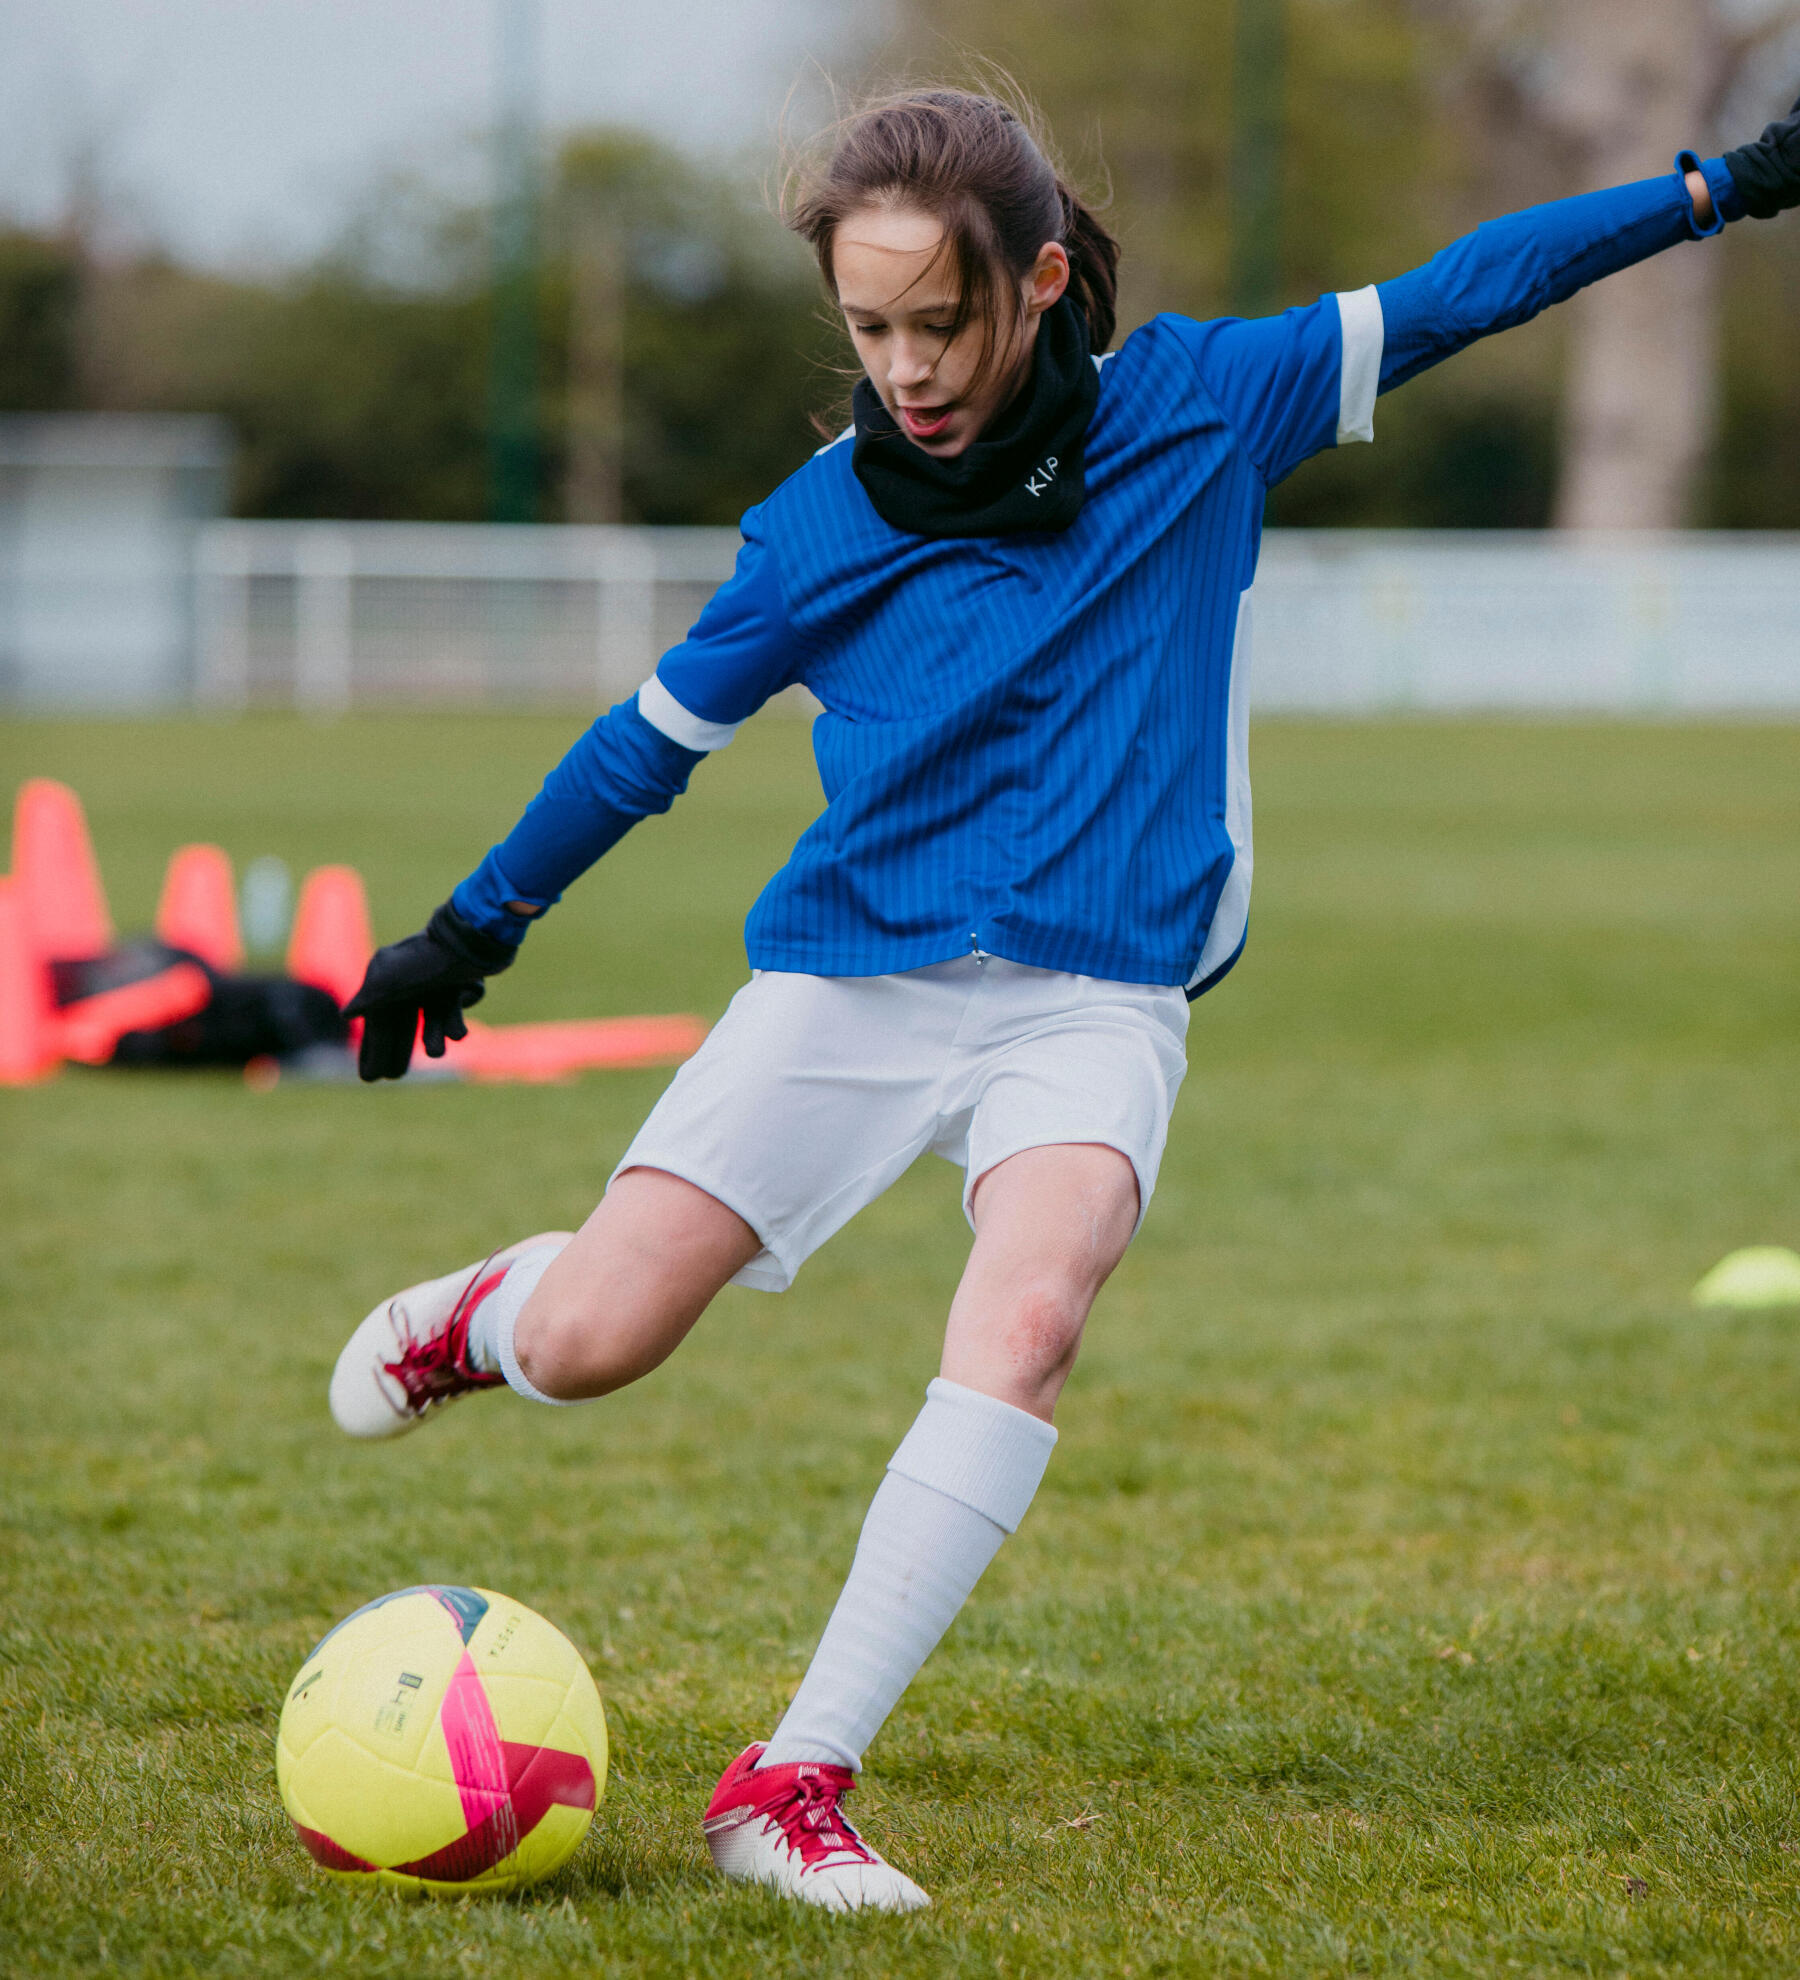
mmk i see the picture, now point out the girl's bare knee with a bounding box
[513,1262,691,1400]
[1004,1281,1088,1380]
[511,1277,582,1390]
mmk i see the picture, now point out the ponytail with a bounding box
[1056,183,1120,354]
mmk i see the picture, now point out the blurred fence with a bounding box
[1251,533,1800,714]
[8,519,1799,714]
[193,523,739,712]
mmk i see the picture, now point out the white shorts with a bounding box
[611,955,1189,1292]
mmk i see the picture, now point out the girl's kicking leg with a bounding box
[498,1168,762,1399]
[702,1141,1140,1912]
[328,1166,759,1438]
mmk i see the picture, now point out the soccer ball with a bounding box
[277,1584,608,1896]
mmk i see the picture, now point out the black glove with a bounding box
[342,900,517,1082]
[1725,93,1800,219]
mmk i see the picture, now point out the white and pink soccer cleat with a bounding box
[702,1744,931,1913]
[329,1253,511,1439]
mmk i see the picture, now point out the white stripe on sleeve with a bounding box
[1334,285,1384,446]
[636,672,743,752]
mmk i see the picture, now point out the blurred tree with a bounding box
[78,246,492,518]
[1231,0,1288,315]
[563,184,626,523]
[24,131,830,524]
[896,0,1566,522]
[902,0,1444,326]
[0,232,82,410]
[490,0,544,522]
[1415,0,1800,526]
[904,0,1800,527]
[1706,213,1800,526]
[543,131,837,525]
[12,64,1796,527]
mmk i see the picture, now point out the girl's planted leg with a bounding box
[702,1142,1140,1912]
[329,1166,759,1438]
[764,1141,1136,1759]
[939,1140,1141,1418]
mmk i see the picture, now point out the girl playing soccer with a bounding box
[332,84,1800,1913]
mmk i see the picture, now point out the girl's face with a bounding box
[834,202,1071,460]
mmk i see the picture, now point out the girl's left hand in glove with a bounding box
[342,901,516,1082]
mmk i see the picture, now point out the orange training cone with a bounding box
[12,778,112,961]
[0,876,59,1084]
[287,865,374,1009]
[155,844,244,971]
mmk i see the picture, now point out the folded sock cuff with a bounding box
[490,1240,577,1407]
[885,1377,1058,1533]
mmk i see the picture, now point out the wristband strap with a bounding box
[1675,151,1728,238]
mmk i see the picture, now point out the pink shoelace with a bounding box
[381,1258,509,1412]
[769,1772,874,1870]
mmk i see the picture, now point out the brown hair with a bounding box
[784,86,1121,389]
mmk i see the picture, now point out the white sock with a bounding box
[467,1239,576,1406]
[762,1377,1057,1773]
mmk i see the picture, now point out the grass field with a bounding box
[4,711,1800,1979]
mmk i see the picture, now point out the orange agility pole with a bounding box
[12,779,112,962]
[156,845,244,971]
[55,963,213,1066]
[439,1014,708,1084]
[0,876,59,1085]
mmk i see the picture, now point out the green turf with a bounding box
[4,713,1800,1978]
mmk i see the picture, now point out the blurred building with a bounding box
[0,415,230,708]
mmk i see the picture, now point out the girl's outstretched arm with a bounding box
[1378,94,1799,395]
[1175,100,1797,486]
[1374,151,1739,398]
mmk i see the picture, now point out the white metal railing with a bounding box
[17,520,1800,714]
[192,522,734,712]
[1250,532,1800,713]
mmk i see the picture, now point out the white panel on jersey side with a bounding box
[638,671,743,751]
[1189,589,1255,989]
[1334,285,1384,446]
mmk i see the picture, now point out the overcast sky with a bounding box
[0,0,892,269]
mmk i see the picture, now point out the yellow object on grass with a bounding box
[1691,1246,1800,1310]
[276,1585,607,1897]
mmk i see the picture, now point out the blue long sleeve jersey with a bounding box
[455,155,1741,993]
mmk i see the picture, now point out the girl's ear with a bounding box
[1025,242,1072,317]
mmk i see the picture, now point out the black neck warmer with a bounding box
[851,298,1099,539]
